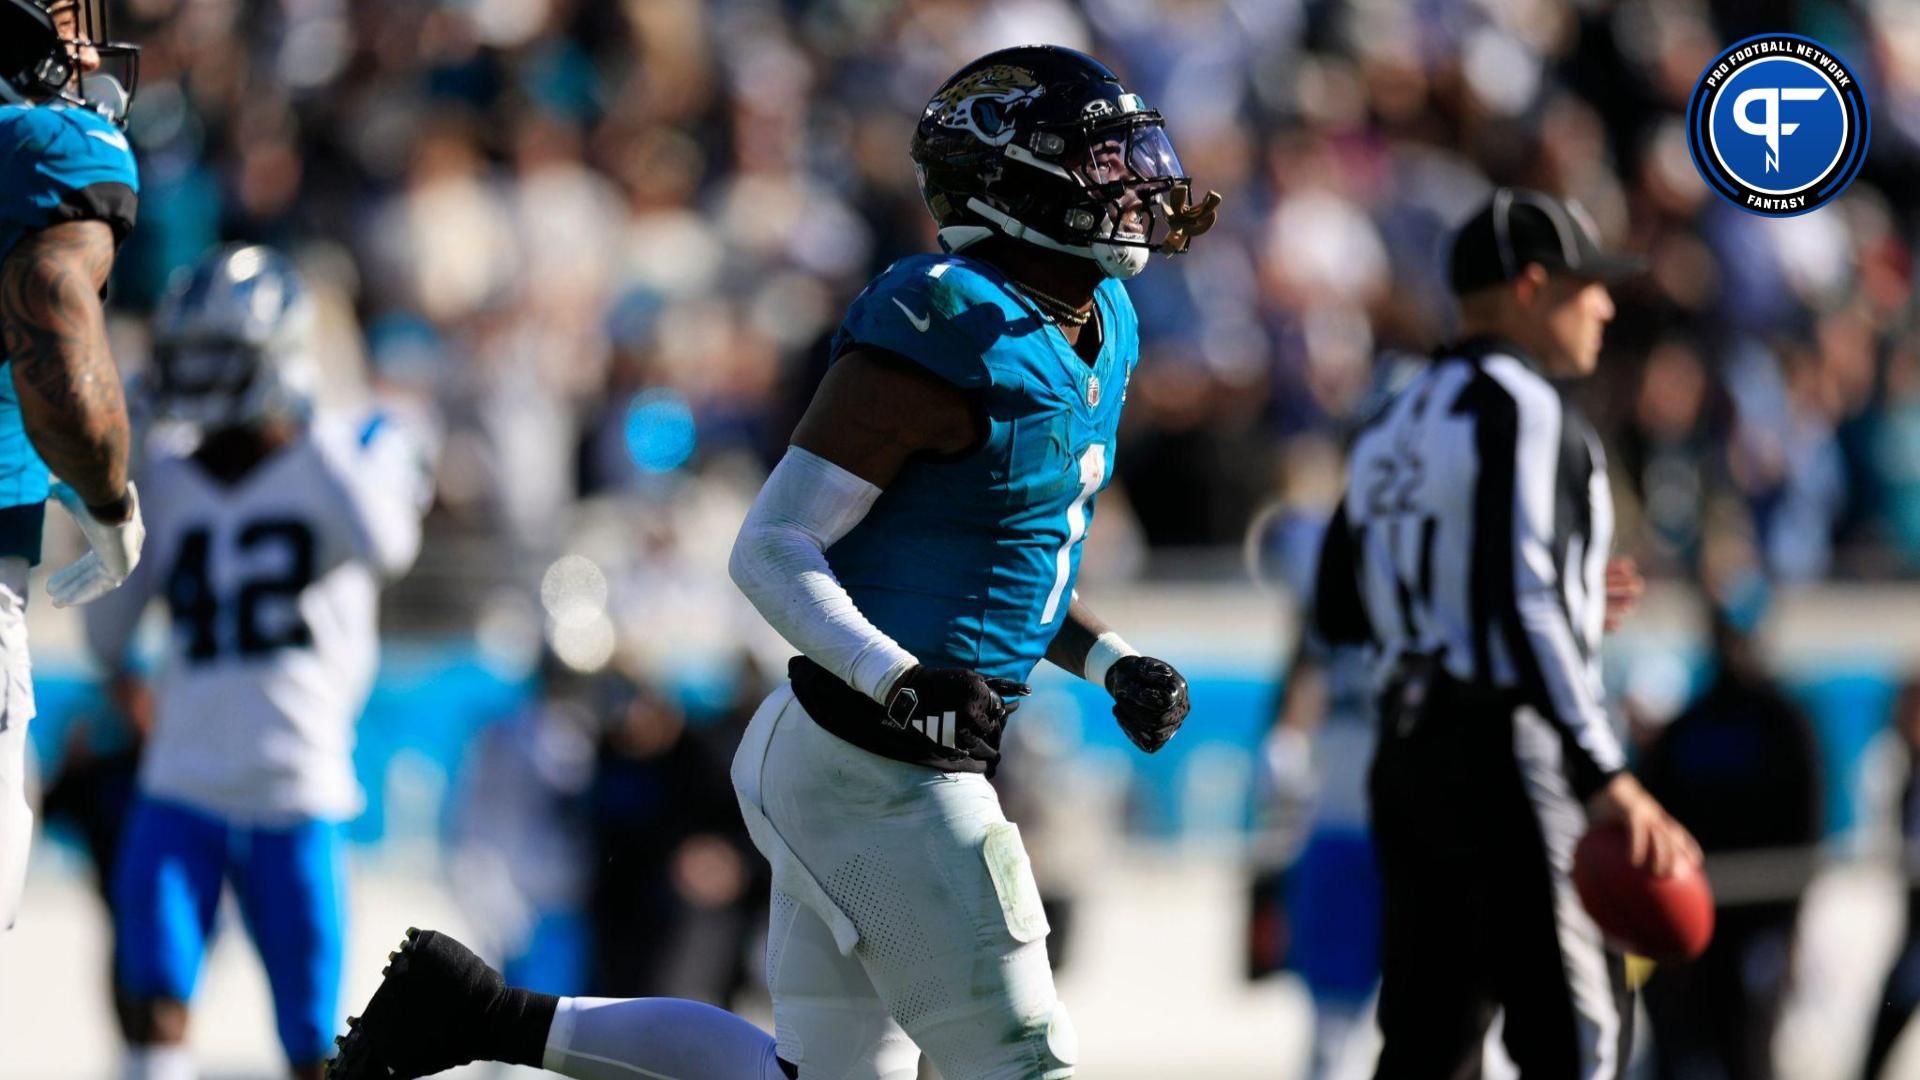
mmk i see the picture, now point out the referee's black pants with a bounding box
[1369,677,1632,1080]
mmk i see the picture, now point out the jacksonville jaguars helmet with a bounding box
[912,45,1220,279]
[0,0,140,126]
[151,245,317,433]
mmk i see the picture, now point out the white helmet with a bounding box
[150,244,317,432]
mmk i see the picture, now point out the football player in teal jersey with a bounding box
[0,0,146,932]
[332,46,1219,1080]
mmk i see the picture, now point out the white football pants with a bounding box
[732,683,1076,1080]
[0,557,39,930]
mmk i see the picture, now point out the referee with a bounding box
[1312,188,1701,1079]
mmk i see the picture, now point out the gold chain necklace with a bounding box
[1014,282,1093,327]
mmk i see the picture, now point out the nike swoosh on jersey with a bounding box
[892,297,932,332]
[87,129,130,152]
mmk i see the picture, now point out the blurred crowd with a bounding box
[37,1,1920,1072]
[90,0,1920,606]
[443,653,774,1004]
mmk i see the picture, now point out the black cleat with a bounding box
[327,928,508,1079]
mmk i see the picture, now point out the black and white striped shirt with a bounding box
[1313,335,1625,797]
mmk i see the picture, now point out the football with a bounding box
[1571,823,1716,963]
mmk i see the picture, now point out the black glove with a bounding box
[1107,655,1189,753]
[885,665,1031,768]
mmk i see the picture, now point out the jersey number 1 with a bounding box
[167,519,318,663]
[1041,444,1106,625]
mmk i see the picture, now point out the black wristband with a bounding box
[86,490,134,525]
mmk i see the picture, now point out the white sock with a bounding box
[543,997,786,1080]
[123,1045,195,1080]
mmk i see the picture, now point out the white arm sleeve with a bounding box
[349,421,430,579]
[728,447,919,703]
[322,414,433,581]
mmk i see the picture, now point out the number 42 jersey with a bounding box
[825,254,1138,684]
[84,414,431,824]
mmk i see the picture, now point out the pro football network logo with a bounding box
[1687,34,1869,217]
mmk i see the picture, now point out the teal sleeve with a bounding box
[833,258,995,390]
[0,106,140,245]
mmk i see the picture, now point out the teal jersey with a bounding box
[0,103,139,560]
[825,254,1137,683]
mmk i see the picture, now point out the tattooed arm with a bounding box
[0,220,131,520]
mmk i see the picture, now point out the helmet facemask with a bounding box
[933,109,1222,279]
[23,0,140,126]
[152,338,314,433]
[913,47,1223,280]
[1052,118,1193,278]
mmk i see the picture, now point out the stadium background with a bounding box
[7,0,1920,1076]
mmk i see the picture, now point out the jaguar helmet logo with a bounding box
[927,65,1045,148]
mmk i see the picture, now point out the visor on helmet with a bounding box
[1073,124,1185,187]
[1057,118,1195,251]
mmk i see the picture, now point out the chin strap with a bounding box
[958,186,1225,263]
[963,198,1097,261]
[77,73,128,126]
[937,224,995,253]
[962,198,1153,279]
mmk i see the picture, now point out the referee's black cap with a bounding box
[1449,188,1644,295]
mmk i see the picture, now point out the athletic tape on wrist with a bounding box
[1085,631,1140,687]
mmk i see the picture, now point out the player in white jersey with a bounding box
[84,245,431,1080]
